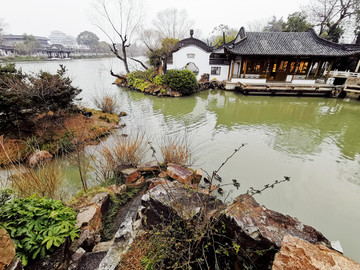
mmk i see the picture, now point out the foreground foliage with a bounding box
[0,196,79,266]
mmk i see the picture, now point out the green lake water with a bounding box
[9,57,360,262]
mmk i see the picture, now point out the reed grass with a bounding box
[95,133,147,182]
[93,94,119,114]
[9,161,63,199]
[160,135,196,166]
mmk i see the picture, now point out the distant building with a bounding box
[49,30,67,45]
[1,34,50,47]
[168,28,360,84]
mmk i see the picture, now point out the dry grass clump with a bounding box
[9,162,63,199]
[94,95,119,114]
[118,234,152,270]
[95,133,147,182]
[160,136,196,166]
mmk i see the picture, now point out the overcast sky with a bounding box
[2,0,308,41]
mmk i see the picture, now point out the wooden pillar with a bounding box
[228,60,232,80]
[243,60,247,78]
[314,60,322,79]
[325,61,333,83]
[291,60,299,81]
[355,59,360,73]
[230,61,234,80]
[306,60,314,79]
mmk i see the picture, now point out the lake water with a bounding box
[12,57,360,262]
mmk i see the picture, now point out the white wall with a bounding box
[168,45,229,81]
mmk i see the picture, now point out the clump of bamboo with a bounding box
[9,161,63,199]
[95,133,147,182]
[160,135,196,166]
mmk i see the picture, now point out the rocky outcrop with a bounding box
[166,164,193,185]
[141,181,224,224]
[120,168,139,184]
[272,235,360,270]
[0,229,15,270]
[28,150,52,167]
[222,194,331,269]
[137,161,159,172]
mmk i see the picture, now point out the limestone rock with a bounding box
[90,192,110,215]
[226,195,331,248]
[28,150,52,167]
[4,258,23,270]
[158,171,168,178]
[192,168,202,188]
[222,194,331,269]
[120,168,139,184]
[137,161,159,172]
[77,251,107,270]
[93,241,113,253]
[272,235,360,270]
[106,184,126,195]
[169,91,181,97]
[71,247,86,262]
[128,176,145,188]
[0,229,15,270]
[166,164,193,185]
[76,205,101,229]
[148,178,173,190]
[141,181,224,224]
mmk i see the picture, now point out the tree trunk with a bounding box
[122,41,130,74]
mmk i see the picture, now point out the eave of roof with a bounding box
[175,37,214,52]
[226,29,360,57]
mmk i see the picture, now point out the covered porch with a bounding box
[228,56,334,84]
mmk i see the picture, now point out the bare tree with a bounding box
[152,8,194,39]
[92,0,147,74]
[139,27,162,52]
[306,0,360,42]
[246,18,268,32]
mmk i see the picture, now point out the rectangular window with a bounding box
[211,67,221,75]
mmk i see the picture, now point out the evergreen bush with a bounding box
[164,69,198,95]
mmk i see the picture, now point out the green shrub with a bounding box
[0,64,81,133]
[164,69,198,95]
[153,75,164,86]
[0,196,78,266]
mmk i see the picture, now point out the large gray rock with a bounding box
[90,192,110,215]
[222,194,331,269]
[76,251,107,270]
[141,181,224,225]
[272,235,360,270]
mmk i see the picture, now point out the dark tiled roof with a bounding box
[227,29,359,57]
[176,37,213,52]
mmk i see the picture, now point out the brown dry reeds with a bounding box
[9,161,63,199]
[94,94,119,114]
[160,135,196,166]
[95,133,147,182]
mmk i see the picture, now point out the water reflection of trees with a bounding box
[203,90,360,160]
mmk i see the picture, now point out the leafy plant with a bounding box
[164,69,198,95]
[0,196,79,266]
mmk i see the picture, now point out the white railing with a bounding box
[329,70,360,78]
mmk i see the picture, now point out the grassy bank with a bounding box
[0,109,120,167]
